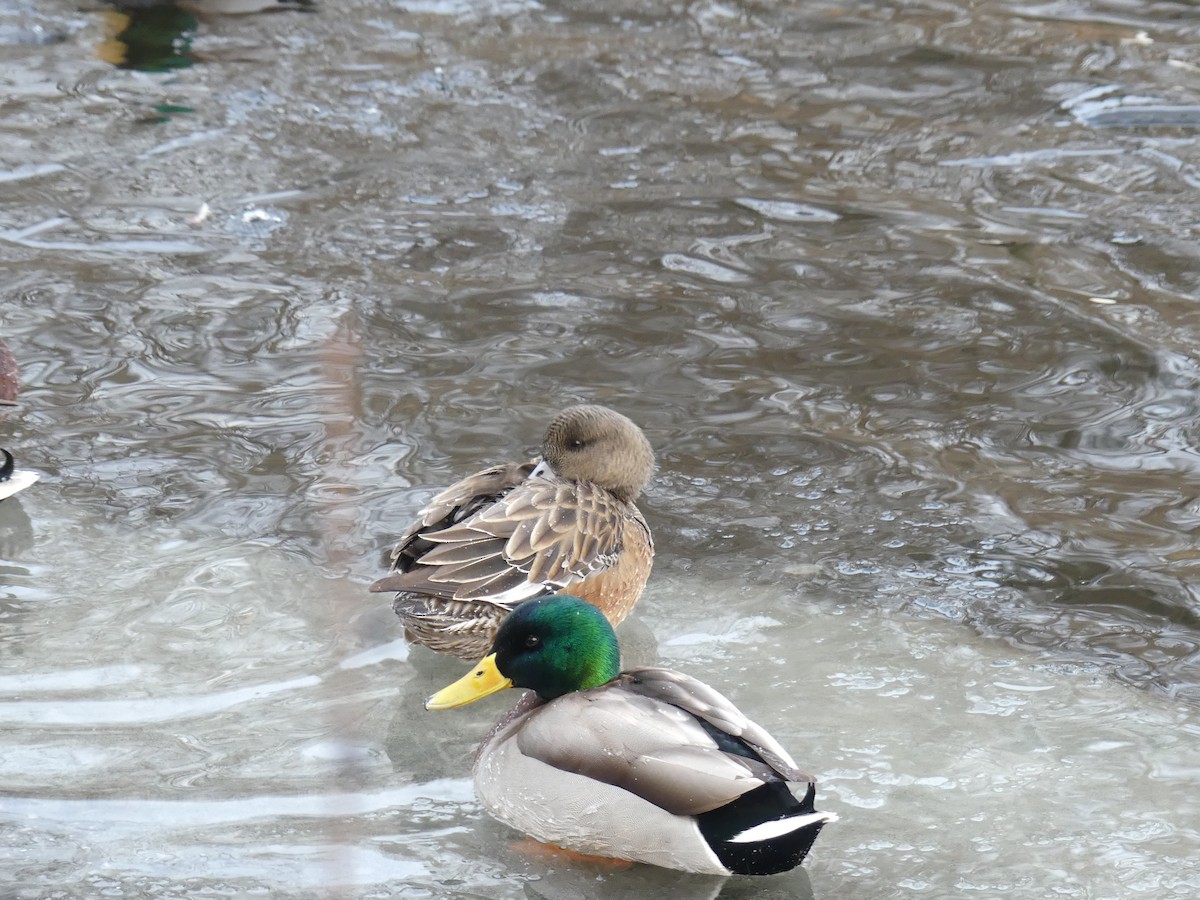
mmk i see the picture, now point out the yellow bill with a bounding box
[425,653,514,710]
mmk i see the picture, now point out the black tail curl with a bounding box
[697,782,830,876]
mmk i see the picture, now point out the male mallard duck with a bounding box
[427,595,836,876]
[0,449,38,501]
[370,405,655,660]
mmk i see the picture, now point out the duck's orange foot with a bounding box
[508,837,635,871]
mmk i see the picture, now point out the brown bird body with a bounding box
[370,405,655,659]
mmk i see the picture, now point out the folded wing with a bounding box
[516,669,815,817]
[371,464,631,610]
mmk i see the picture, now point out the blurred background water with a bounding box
[2,0,1200,897]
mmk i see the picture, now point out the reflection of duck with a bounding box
[371,405,656,660]
[100,0,315,13]
[96,1,316,72]
[524,865,814,900]
[97,6,197,71]
[0,484,35,558]
[177,0,316,11]
[427,596,837,876]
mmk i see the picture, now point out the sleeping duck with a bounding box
[426,595,836,876]
[371,405,655,660]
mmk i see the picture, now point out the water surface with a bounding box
[3,0,1200,897]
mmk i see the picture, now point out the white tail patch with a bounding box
[0,470,39,501]
[728,811,838,844]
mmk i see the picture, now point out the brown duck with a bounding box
[370,405,655,659]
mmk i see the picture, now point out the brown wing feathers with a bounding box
[374,476,630,605]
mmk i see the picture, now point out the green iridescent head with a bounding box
[493,595,621,699]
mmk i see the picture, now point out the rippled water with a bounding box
[3,0,1200,897]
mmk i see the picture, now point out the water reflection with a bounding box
[0,498,34,558]
[97,7,197,72]
[94,0,317,72]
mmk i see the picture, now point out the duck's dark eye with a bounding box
[524,634,541,649]
[567,438,586,450]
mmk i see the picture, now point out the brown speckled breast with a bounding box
[565,512,654,627]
